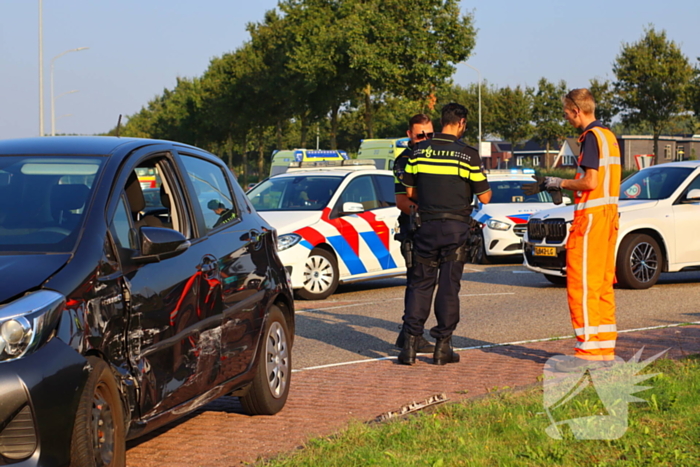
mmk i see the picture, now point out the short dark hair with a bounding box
[441,103,468,127]
[408,113,431,129]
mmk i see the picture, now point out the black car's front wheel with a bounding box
[616,233,662,289]
[71,356,125,467]
[240,305,291,415]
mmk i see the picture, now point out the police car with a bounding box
[471,169,568,263]
[246,160,405,299]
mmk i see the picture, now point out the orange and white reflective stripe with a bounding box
[581,213,593,340]
[576,196,619,211]
[574,324,618,337]
[575,340,617,350]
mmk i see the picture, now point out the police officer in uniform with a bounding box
[208,199,237,228]
[394,113,435,353]
[398,103,492,365]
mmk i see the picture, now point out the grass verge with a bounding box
[264,356,700,466]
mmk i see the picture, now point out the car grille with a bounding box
[527,218,567,243]
[513,225,527,237]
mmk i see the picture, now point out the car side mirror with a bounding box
[682,188,700,203]
[563,196,572,205]
[342,202,364,214]
[132,227,190,264]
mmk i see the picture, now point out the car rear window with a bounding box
[0,156,103,253]
[247,175,343,211]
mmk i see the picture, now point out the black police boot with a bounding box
[433,336,460,365]
[395,333,435,354]
[398,332,418,365]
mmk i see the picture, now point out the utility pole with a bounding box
[38,0,44,136]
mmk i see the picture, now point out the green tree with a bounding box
[492,85,533,151]
[531,78,568,167]
[613,27,694,161]
[335,0,476,138]
[588,78,617,127]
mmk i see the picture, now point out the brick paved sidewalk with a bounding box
[126,325,700,467]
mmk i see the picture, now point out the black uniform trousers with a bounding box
[403,219,469,340]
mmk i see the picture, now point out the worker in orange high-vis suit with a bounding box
[527,88,621,372]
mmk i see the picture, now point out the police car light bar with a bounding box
[287,159,377,170]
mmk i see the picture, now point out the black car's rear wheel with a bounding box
[71,356,125,467]
[240,305,291,415]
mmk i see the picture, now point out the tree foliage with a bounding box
[531,78,569,156]
[613,27,694,159]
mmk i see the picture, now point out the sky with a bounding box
[1,0,699,140]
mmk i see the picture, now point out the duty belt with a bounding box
[419,212,471,223]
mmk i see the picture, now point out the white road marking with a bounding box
[512,270,535,274]
[296,292,516,313]
[292,321,700,372]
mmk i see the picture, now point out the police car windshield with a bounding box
[620,167,693,200]
[247,175,343,211]
[0,156,103,253]
[490,180,553,203]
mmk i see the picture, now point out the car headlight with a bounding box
[0,290,64,362]
[486,219,511,231]
[277,233,302,252]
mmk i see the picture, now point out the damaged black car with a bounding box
[0,137,294,466]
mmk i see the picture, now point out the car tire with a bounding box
[616,233,662,289]
[296,248,339,300]
[474,230,491,264]
[70,356,126,467]
[240,305,291,415]
[544,274,567,286]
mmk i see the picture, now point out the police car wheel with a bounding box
[474,230,491,264]
[296,248,339,300]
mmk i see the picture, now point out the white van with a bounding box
[270,149,348,176]
[357,138,410,170]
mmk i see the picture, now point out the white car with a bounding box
[470,170,566,263]
[523,161,700,288]
[246,160,405,299]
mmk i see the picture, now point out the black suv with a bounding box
[0,137,294,466]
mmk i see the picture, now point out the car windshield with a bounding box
[0,156,103,253]
[247,175,343,211]
[620,167,693,200]
[489,180,553,203]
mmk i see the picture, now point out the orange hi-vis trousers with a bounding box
[565,205,619,361]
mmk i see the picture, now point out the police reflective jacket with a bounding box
[573,126,621,217]
[400,133,490,218]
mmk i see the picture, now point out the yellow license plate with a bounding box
[534,246,557,257]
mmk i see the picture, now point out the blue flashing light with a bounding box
[396,138,410,148]
[510,169,519,174]
[522,168,536,174]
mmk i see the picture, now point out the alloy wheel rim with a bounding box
[303,255,334,294]
[630,241,658,283]
[265,321,289,399]
[92,383,115,466]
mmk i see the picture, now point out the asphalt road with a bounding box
[292,258,700,370]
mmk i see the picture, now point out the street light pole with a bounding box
[51,47,88,136]
[38,0,44,136]
[463,62,482,152]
